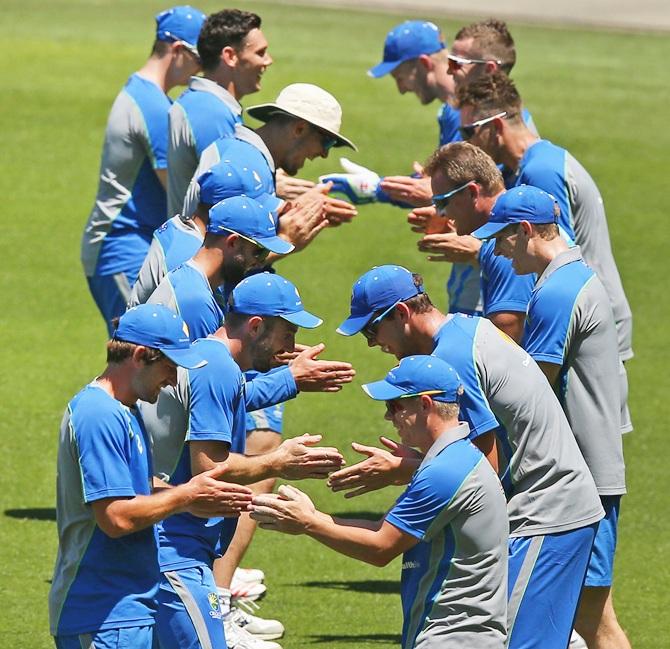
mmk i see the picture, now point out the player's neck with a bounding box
[532,237,570,275]
[136,55,172,93]
[96,364,139,408]
[203,69,239,100]
[413,309,449,352]
[191,248,225,289]
[215,326,248,369]
[502,126,539,172]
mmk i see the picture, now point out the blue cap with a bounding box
[337,265,422,336]
[113,304,207,369]
[197,160,283,213]
[368,21,445,78]
[472,185,561,240]
[229,272,323,329]
[155,6,206,49]
[207,196,295,255]
[362,355,463,402]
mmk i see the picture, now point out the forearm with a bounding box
[220,451,279,485]
[306,513,393,567]
[244,367,297,412]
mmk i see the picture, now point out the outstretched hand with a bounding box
[275,433,345,480]
[251,484,318,535]
[185,463,254,518]
[327,437,423,498]
[289,343,356,392]
[417,233,482,263]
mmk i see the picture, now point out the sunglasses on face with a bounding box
[313,126,338,152]
[432,181,473,213]
[385,390,447,414]
[361,301,400,341]
[447,53,502,71]
[458,111,509,140]
[178,40,201,63]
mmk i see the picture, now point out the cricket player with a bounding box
[48,304,253,649]
[81,6,205,335]
[252,355,509,649]
[420,142,535,342]
[167,9,271,216]
[473,185,631,649]
[456,71,633,365]
[139,273,349,649]
[332,264,604,649]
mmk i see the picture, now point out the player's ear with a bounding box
[485,60,498,74]
[417,54,434,72]
[246,315,265,338]
[220,45,238,68]
[395,301,412,324]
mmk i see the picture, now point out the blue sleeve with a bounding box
[385,457,465,540]
[187,364,241,443]
[437,103,462,146]
[480,240,534,315]
[522,288,570,365]
[73,405,137,503]
[178,293,224,341]
[243,367,297,411]
[133,80,171,170]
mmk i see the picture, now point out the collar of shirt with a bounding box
[233,124,276,172]
[535,245,584,290]
[188,77,242,117]
[419,422,471,470]
[186,259,216,295]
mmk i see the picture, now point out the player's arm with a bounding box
[471,430,500,474]
[252,485,418,566]
[417,232,482,264]
[191,434,344,485]
[155,167,168,190]
[488,312,525,344]
[537,361,561,389]
[91,463,252,538]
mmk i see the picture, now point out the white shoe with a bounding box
[233,567,265,585]
[569,631,588,648]
[231,581,267,602]
[229,606,284,640]
[223,615,282,649]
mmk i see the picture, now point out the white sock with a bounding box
[217,587,232,615]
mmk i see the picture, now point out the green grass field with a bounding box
[1,1,669,646]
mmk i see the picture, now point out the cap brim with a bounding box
[254,235,295,255]
[281,310,323,329]
[361,379,406,401]
[367,60,402,78]
[471,221,509,240]
[162,347,208,370]
[255,192,283,214]
[246,104,357,152]
[336,312,375,336]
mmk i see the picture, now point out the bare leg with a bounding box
[574,587,632,649]
[213,429,281,590]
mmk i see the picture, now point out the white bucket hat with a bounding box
[246,83,357,151]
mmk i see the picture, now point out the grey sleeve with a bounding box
[147,277,178,314]
[127,237,167,308]
[167,104,198,219]
[181,142,222,218]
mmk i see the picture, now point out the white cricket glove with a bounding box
[319,158,380,204]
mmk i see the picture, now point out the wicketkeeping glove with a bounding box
[319,158,380,204]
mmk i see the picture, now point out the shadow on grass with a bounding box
[301,579,400,594]
[307,633,401,644]
[5,507,56,521]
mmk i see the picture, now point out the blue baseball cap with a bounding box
[368,21,446,78]
[207,195,295,255]
[337,265,423,336]
[113,304,207,369]
[229,272,323,329]
[197,159,283,213]
[472,185,561,240]
[155,6,206,49]
[362,355,463,402]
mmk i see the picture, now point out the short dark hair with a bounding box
[150,39,172,57]
[454,19,516,73]
[106,339,164,364]
[198,10,262,71]
[533,223,560,240]
[424,142,504,195]
[404,273,434,314]
[457,71,523,123]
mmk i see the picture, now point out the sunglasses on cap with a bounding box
[385,390,447,414]
[432,181,473,213]
[459,111,511,141]
[447,53,502,71]
[361,301,401,341]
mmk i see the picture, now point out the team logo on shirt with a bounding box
[402,560,420,570]
[136,433,143,454]
[208,592,220,611]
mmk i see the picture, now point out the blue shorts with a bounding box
[507,524,597,649]
[585,495,621,587]
[155,565,226,649]
[245,403,284,434]
[87,272,135,336]
[54,625,154,649]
